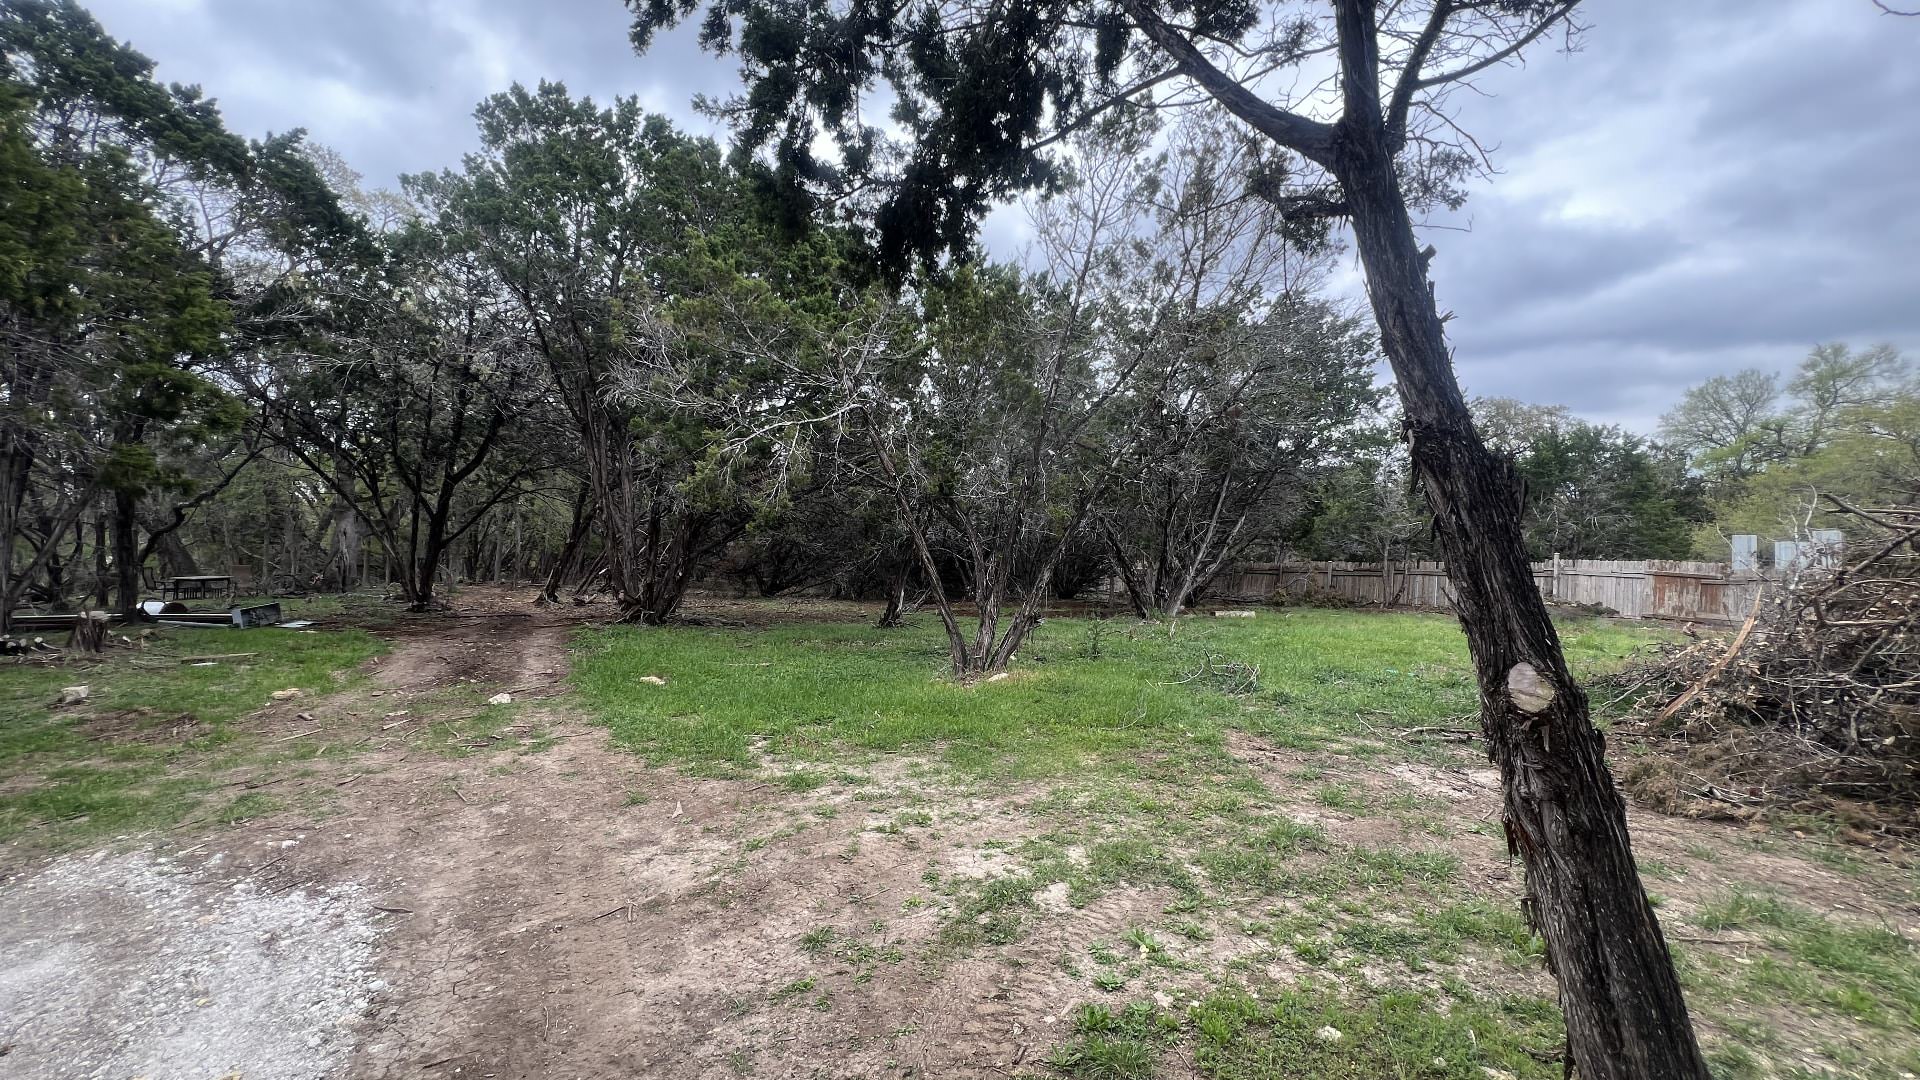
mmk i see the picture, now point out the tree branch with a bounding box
[1413,1,1583,91]
[1387,1,1454,149]
[1119,0,1338,167]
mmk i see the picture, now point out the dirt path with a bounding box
[157,601,1060,1078]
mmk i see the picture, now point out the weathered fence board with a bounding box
[1209,557,1768,625]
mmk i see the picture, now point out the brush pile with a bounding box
[1614,499,1919,836]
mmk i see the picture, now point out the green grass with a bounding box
[572,607,1918,1079]
[1044,983,1564,1080]
[0,625,383,845]
[572,611,1654,779]
[1691,889,1920,1034]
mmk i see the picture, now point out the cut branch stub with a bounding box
[1507,661,1557,714]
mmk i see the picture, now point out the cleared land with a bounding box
[1,590,1916,1079]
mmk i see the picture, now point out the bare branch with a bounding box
[1413,1,1583,92]
[1387,1,1454,148]
[1119,0,1338,167]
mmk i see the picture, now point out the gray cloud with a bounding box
[83,0,1920,432]
[1419,0,1920,429]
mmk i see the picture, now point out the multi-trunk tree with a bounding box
[626,0,1709,1072]
[1103,291,1379,618]
[413,84,806,623]
[254,233,549,611]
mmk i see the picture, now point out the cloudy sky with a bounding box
[83,0,1920,432]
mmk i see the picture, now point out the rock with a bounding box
[269,688,303,701]
[486,693,512,705]
[1212,609,1257,618]
[1033,881,1073,913]
[638,675,667,686]
[53,685,90,707]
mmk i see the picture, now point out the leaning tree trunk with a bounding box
[539,487,594,605]
[1326,7,1708,1074]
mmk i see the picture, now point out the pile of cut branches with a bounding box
[1612,499,1919,837]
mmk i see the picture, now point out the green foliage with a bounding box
[1,0,370,618]
[1661,343,1918,549]
[625,0,1332,273]
[409,81,877,620]
[1496,406,1708,560]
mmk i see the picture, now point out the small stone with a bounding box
[1033,881,1072,912]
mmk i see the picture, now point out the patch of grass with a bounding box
[1170,919,1215,942]
[1045,983,1563,1080]
[1637,858,1681,881]
[1269,894,1540,975]
[1047,1001,1176,1078]
[1195,820,1325,895]
[769,976,816,1003]
[1297,847,1460,894]
[936,873,1038,953]
[571,612,1655,779]
[217,791,280,824]
[778,769,830,792]
[0,626,384,846]
[1189,983,1564,1079]
[1313,783,1367,813]
[1693,889,1920,1031]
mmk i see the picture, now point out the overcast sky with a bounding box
[83,0,1920,433]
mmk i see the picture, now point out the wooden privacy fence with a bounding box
[1212,558,1770,624]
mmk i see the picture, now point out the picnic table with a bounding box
[163,575,233,601]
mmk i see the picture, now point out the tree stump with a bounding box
[67,612,109,653]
